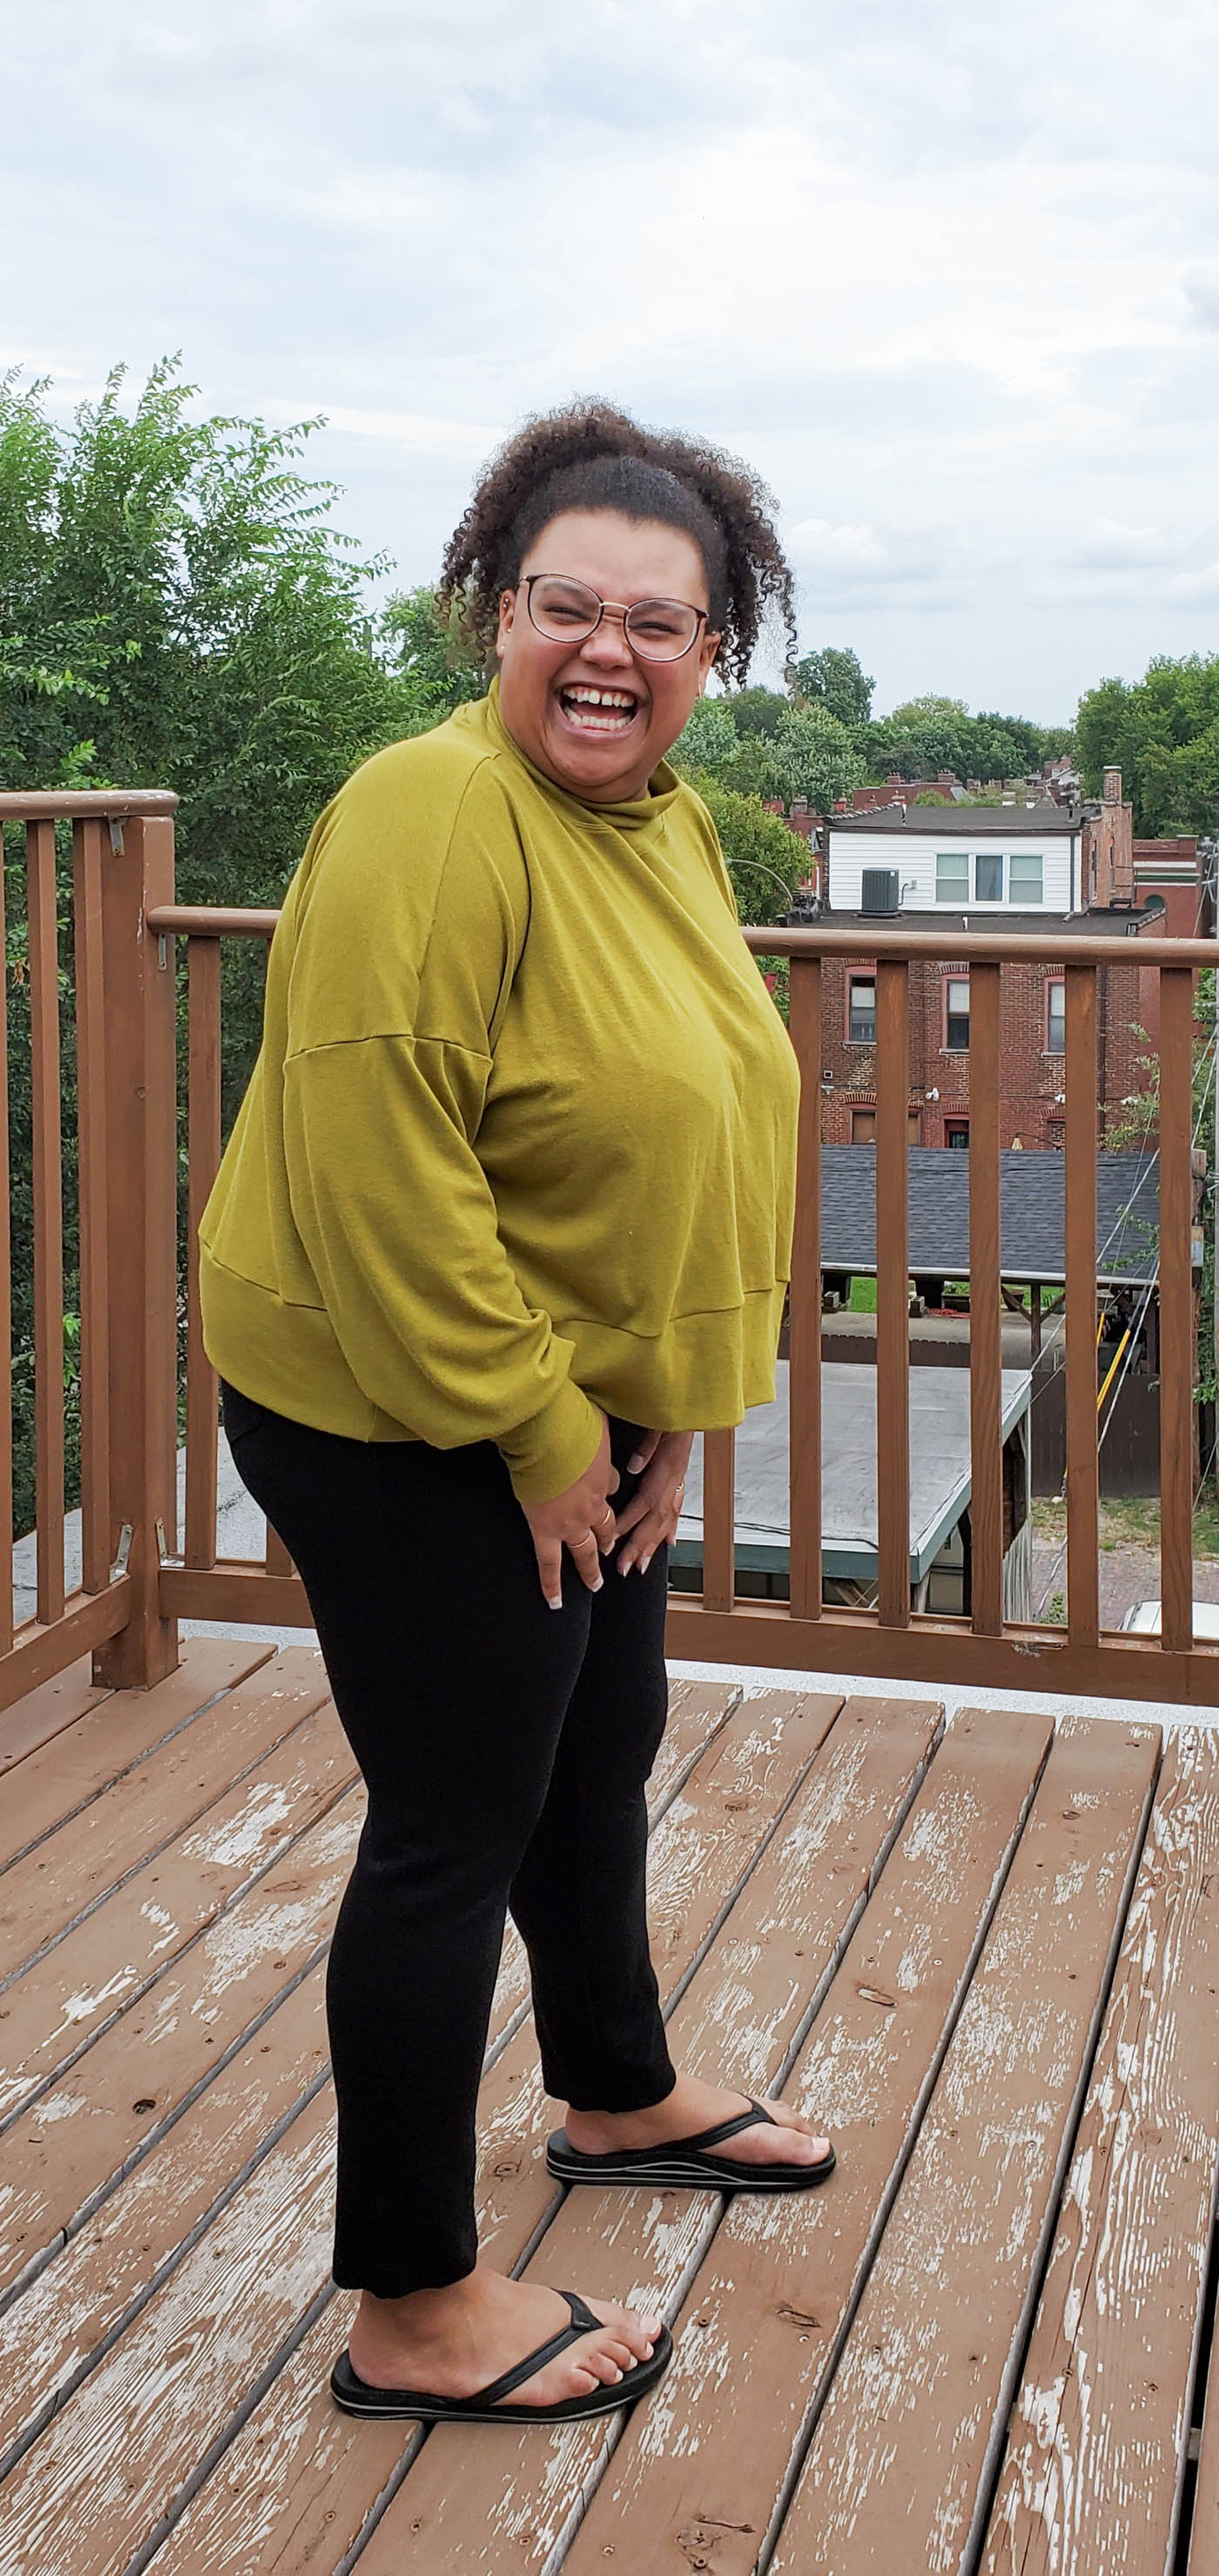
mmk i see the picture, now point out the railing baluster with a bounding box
[1158,966,1195,1654]
[185,938,222,1570]
[71,820,111,1595]
[876,959,910,1627]
[702,1427,736,1614]
[0,840,11,1655]
[788,956,822,1620]
[1065,961,1100,1646]
[969,963,1003,1634]
[265,1522,294,1578]
[26,819,65,1627]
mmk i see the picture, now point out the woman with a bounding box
[199,400,834,2431]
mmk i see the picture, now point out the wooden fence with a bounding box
[3,797,1218,1713]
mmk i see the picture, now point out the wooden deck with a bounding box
[2,1644,1219,2574]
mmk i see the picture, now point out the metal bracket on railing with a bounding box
[108,819,125,854]
[111,1521,133,1578]
[157,934,168,969]
[155,1518,169,1562]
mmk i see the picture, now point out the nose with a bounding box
[579,610,636,671]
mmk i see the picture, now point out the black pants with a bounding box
[220,1382,677,2296]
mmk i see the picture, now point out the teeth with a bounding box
[563,686,636,709]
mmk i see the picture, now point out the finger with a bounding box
[569,1529,606,1594]
[610,1493,650,1542]
[595,1505,618,1555]
[534,1537,564,1611]
[606,1462,620,1495]
[626,1429,661,1474]
[616,1508,666,1577]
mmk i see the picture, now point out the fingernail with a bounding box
[640,1554,651,1575]
[628,1452,646,1472]
[592,1575,603,1593]
[618,1559,630,1575]
[548,1595,562,1610]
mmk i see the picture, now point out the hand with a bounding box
[613,1428,694,1577]
[521,1413,620,1609]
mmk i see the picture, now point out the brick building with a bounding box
[813,769,1182,1150]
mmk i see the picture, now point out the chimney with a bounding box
[1103,766,1121,806]
[1088,765,1134,907]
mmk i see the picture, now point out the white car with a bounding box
[1120,1599,1219,1638]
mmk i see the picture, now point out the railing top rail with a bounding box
[147,904,278,938]
[146,902,1219,971]
[0,790,178,819]
[743,925,1219,968]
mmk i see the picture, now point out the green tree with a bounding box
[381,584,486,729]
[724,685,788,738]
[792,645,873,728]
[670,694,738,775]
[0,359,421,1529]
[1075,656,1219,836]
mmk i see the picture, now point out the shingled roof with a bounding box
[818,1145,1160,1286]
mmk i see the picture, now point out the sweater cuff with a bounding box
[499,1379,604,1506]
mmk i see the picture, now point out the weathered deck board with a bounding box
[1,1645,1212,2576]
[348,1699,946,2576]
[0,1684,739,2309]
[0,1689,826,2573]
[0,1698,358,2129]
[0,1637,273,1865]
[561,1706,1054,2576]
[0,1656,110,1778]
[0,1687,799,2486]
[153,1692,900,2575]
[0,1646,333,1980]
[767,1714,1162,2576]
[982,1727,1219,2576]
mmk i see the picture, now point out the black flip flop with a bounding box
[546,2098,836,2193]
[329,2290,672,2424]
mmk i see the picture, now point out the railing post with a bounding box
[92,813,179,1689]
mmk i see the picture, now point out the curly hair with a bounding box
[437,398,795,687]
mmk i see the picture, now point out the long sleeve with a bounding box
[278,763,603,1503]
[283,1028,603,1500]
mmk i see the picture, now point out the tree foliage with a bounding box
[1075,656,1219,836]
[792,645,873,728]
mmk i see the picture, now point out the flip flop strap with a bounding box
[670,2097,777,2155]
[469,2289,602,2409]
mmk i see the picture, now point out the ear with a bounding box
[495,587,517,663]
[698,630,722,686]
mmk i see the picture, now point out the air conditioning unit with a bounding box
[860,868,899,914]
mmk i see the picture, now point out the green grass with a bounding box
[1031,1493,1219,1559]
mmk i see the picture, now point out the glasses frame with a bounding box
[521,573,711,664]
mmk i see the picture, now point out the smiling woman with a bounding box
[199,394,826,2433]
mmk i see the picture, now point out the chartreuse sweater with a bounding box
[199,682,800,1505]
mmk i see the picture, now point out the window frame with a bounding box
[974,851,1004,902]
[935,848,970,904]
[944,974,971,1052]
[944,1116,971,1150]
[847,972,878,1046]
[1009,850,1044,904]
[1046,977,1065,1055]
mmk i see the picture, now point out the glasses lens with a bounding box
[623,599,702,660]
[528,577,601,641]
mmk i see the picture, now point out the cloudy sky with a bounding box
[6,0,1219,719]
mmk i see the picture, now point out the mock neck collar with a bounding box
[482,677,682,833]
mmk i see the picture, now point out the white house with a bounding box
[825,799,1082,919]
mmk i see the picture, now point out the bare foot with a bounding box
[347,2262,662,2409]
[564,2074,831,2170]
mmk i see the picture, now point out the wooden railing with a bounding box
[5,797,1219,1715]
[0,792,178,1712]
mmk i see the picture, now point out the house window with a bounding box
[936,850,969,902]
[944,1117,970,1149]
[1009,852,1044,903]
[945,977,970,1050]
[975,853,1003,901]
[851,1107,876,1143]
[848,975,877,1043]
[1047,980,1065,1054]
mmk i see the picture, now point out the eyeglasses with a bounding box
[522,573,710,663]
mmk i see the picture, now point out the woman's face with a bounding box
[495,509,721,802]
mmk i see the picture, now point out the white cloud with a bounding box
[3,0,1219,713]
